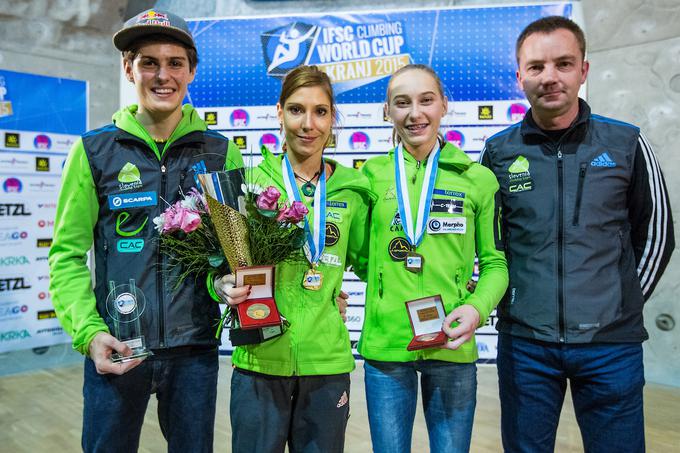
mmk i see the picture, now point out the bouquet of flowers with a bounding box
[153,187,226,288]
[154,179,308,286]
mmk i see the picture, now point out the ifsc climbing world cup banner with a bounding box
[177,2,581,362]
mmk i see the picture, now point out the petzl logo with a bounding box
[507,103,528,122]
[261,22,319,79]
[2,177,22,193]
[34,134,52,149]
[349,131,370,150]
[591,152,616,168]
[260,133,279,152]
[117,239,144,253]
[230,109,250,127]
[445,130,465,149]
[0,203,30,216]
[118,162,143,191]
[0,277,32,292]
[108,191,157,210]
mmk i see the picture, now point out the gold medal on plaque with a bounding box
[246,303,270,320]
[302,267,323,290]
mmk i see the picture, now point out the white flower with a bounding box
[243,182,264,195]
[152,213,166,233]
[180,194,199,211]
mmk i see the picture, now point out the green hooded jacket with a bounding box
[231,147,373,376]
[357,141,508,363]
[49,104,243,355]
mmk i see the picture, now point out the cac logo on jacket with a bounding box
[508,155,533,193]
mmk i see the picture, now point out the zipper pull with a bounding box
[557,148,563,159]
[161,165,166,173]
[412,160,421,183]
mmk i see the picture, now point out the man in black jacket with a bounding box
[481,16,674,453]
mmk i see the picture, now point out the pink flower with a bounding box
[277,201,308,224]
[161,202,202,234]
[256,186,281,211]
[178,208,202,233]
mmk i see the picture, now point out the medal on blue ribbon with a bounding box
[282,155,327,289]
[394,142,440,273]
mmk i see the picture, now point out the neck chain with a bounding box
[294,161,324,197]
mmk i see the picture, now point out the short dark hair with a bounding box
[122,34,199,71]
[515,16,586,63]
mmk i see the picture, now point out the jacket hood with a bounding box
[257,146,375,200]
[112,104,207,152]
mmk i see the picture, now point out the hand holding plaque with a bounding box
[405,294,448,351]
[234,266,283,330]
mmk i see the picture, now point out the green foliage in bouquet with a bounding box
[245,185,308,266]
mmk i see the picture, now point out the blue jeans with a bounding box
[497,334,645,453]
[82,348,219,453]
[364,359,477,453]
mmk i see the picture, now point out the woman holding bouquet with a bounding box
[217,65,372,453]
[355,64,508,452]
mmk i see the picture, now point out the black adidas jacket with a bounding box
[481,99,674,344]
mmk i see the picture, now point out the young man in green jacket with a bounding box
[48,9,242,452]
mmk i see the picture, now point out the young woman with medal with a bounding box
[217,65,372,453]
[354,64,509,452]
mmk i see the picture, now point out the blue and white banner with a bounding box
[0,69,87,353]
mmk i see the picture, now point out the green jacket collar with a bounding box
[112,104,207,160]
[389,141,472,173]
[258,146,374,200]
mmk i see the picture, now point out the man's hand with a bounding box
[88,332,143,375]
[215,274,250,306]
[336,290,349,322]
[441,304,481,350]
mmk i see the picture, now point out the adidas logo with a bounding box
[336,391,348,408]
[590,152,616,168]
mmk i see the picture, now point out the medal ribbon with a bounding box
[282,155,326,265]
[394,142,440,248]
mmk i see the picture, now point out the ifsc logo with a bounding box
[261,22,319,79]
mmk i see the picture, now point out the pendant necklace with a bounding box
[294,162,324,197]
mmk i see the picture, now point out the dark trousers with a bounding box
[497,334,645,453]
[82,349,219,453]
[230,368,350,453]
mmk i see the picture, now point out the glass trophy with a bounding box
[105,279,153,362]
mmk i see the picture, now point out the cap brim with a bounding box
[113,25,195,51]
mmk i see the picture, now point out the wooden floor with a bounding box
[1,358,679,452]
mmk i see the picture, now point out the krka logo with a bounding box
[508,156,533,193]
[261,22,319,79]
[118,162,142,191]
